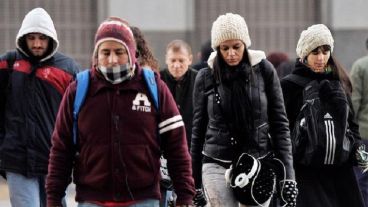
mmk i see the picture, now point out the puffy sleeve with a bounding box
[261,60,295,180]
[46,82,76,206]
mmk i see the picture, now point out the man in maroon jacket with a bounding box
[46,17,195,207]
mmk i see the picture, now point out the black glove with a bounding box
[279,180,298,207]
[356,144,368,173]
[193,188,207,207]
[319,80,333,99]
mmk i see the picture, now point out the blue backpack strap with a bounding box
[142,68,159,111]
[73,70,90,146]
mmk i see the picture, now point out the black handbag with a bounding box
[225,152,285,206]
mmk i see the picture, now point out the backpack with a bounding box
[72,68,172,188]
[284,74,355,166]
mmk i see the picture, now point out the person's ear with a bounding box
[188,54,193,65]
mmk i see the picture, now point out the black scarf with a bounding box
[214,56,254,149]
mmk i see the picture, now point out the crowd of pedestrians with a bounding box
[0,7,368,207]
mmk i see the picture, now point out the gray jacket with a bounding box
[351,56,368,139]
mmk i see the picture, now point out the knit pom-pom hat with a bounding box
[211,13,251,49]
[93,17,136,68]
[296,24,334,59]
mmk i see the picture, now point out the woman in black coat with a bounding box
[191,13,297,207]
[281,24,367,207]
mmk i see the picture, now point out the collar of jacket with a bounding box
[293,59,336,81]
[207,49,266,70]
[164,68,192,84]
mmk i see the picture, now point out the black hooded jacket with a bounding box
[0,8,80,177]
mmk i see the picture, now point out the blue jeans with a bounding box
[6,172,46,207]
[78,199,160,207]
[202,163,270,207]
[160,189,174,207]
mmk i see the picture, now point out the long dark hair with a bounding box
[212,48,256,147]
[130,26,160,72]
[328,56,352,96]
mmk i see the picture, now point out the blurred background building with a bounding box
[1,0,368,70]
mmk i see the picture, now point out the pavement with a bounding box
[0,177,77,207]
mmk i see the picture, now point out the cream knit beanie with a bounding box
[296,24,334,59]
[211,13,251,49]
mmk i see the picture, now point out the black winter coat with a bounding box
[160,68,198,149]
[0,50,79,177]
[280,60,364,207]
[191,58,295,188]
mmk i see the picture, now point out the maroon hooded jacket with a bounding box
[46,67,195,206]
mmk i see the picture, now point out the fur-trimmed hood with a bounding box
[207,49,266,69]
[16,8,59,62]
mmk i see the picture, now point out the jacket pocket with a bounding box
[122,144,156,189]
[74,144,110,190]
[207,124,230,145]
[256,122,270,146]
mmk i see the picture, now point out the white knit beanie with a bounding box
[296,24,334,59]
[211,13,251,49]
